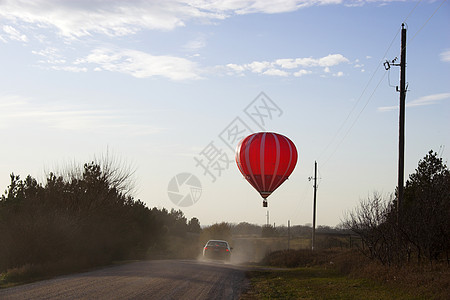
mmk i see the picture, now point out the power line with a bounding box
[318,0,444,169]
[322,71,388,168]
[437,145,445,158]
[317,30,400,165]
[407,0,448,46]
[402,0,423,24]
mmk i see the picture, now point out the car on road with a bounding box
[202,240,232,261]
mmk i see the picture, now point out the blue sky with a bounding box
[1,0,449,226]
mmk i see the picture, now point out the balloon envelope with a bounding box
[235,132,298,201]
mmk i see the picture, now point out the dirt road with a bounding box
[0,260,248,299]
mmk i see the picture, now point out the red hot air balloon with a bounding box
[235,132,298,207]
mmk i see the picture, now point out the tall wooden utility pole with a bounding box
[397,23,407,213]
[384,24,407,216]
[311,161,317,251]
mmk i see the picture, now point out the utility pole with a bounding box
[310,161,318,251]
[266,210,269,226]
[384,23,407,217]
[288,220,291,250]
[398,23,407,214]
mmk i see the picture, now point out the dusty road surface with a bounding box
[0,260,248,299]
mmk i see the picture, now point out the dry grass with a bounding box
[243,248,449,300]
[241,268,422,300]
[261,249,340,268]
[347,259,449,299]
[0,258,94,288]
[331,249,450,299]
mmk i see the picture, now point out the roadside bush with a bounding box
[0,258,91,285]
[261,249,340,268]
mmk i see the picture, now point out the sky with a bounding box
[0,0,449,227]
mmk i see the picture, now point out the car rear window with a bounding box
[207,241,227,247]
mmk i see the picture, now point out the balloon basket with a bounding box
[263,200,268,207]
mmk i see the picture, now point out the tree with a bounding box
[200,222,232,244]
[262,224,279,238]
[343,192,397,265]
[343,150,450,266]
[401,150,450,263]
[232,222,262,236]
[187,217,201,233]
[0,158,152,272]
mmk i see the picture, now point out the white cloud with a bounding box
[246,61,272,73]
[78,48,201,80]
[0,94,161,135]
[32,47,90,72]
[378,93,450,112]
[0,1,406,39]
[183,36,207,51]
[0,1,183,38]
[30,49,351,79]
[194,0,345,15]
[293,69,312,77]
[275,58,298,69]
[318,54,349,67]
[0,1,371,79]
[440,50,450,62]
[275,54,349,68]
[51,66,88,73]
[2,25,28,42]
[333,71,344,77]
[263,68,289,76]
[226,63,246,72]
[32,47,66,64]
[0,0,224,39]
[406,93,450,108]
[293,57,319,67]
[224,53,349,77]
[377,105,396,112]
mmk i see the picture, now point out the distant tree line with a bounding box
[343,150,450,266]
[0,160,200,276]
[202,222,348,239]
[200,221,352,252]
